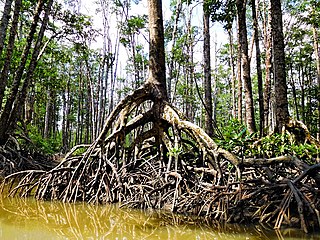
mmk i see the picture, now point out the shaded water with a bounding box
[0,195,319,239]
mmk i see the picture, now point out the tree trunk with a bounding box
[263,1,272,134]
[237,27,242,123]
[44,88,52,139]
[312,26,320,133]
[7,0,54,140]
[0,0,45,144]
[289,61,299,120]
[252,0,264,136]
[62,89,68,153]
[228,27,237,119]
[0,0,22,108]
[299,64,306,123]
[186,9,195,121]
[203,1,214,137]
[236,0,256,133]
[270,0,289,132]
[146,0,167,99]
[85,59,95,141]
[167,0,182,102]
[0,0,13,58]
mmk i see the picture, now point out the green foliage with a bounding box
[218,119,319,164]
[291,143,318,164]
[249,134,318,164]
[167,146,183,157]
[29,133,62,155]
[217,119,255,158]
[71,147,87,156]
[250,134,292,158]
[19,125,62,155]
[207,0,236,30]
[120,14,147,47]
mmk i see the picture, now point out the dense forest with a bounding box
[0,0,318,153]
[0,0,320,234]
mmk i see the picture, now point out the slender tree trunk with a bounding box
[307,62,312,128]
[236,0,256,133]
[186,8,194,121]
[263,2,272,134]
[52,100,58,138]
[97,57,103,133]
[44,88,52,139]
[109,60,116,115]
[312,26,320,133]
[212,34,218,123]
[0,0,22,108]
[168,0,182,102]
[270,0,289,132]
[77,65,84,144]
[0,0,13,58]
[299,64,306,123]
[7,0,54,137]
[24,87,35,126]
[85,59,96,141]
[237,27,242,123]
[289,62,299,120]
[228,27,237,119]
[62,88,68,153]
[203,1,214,137]
[130,35,139,88]
[0,0,45,144]
[252,0,264,136]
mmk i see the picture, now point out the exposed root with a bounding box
[286,119,320,147]
[0,136,56,178]
[2,82,320,233]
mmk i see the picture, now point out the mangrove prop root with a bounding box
[0,136,56,178]
[2,83,320,233]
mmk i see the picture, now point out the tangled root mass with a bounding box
[3,83,320,233]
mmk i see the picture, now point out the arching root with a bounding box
[2,83,320,233]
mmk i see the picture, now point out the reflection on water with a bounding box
[0,195,318,240]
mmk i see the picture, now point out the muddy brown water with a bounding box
[0,195,319,240]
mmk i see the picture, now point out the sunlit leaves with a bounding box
[206,0,236,30]
[120,14,148,47]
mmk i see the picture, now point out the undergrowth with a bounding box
[217,119,319,164]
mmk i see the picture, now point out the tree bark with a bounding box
[0,0,13,57]
[263,1,272,134]
[236,0,256,133]
[146,0,167,100]
[0,0,45,144]
[270,0,289,132]
[167,0,182,102]
[252,0,264,136]
[9,0,54,135]
[0,0,54,144]
[44,88,53,139]
[289,61,299,120]
[299,64,306,123]
[186,9,195,121]
[0,0,22,108]
[228,27,237,119]
[62,74,72,153]
[237,27,242,123]
[203,1,214,137]
[312,26,320,134]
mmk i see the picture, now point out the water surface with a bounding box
[0,196,318,239]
